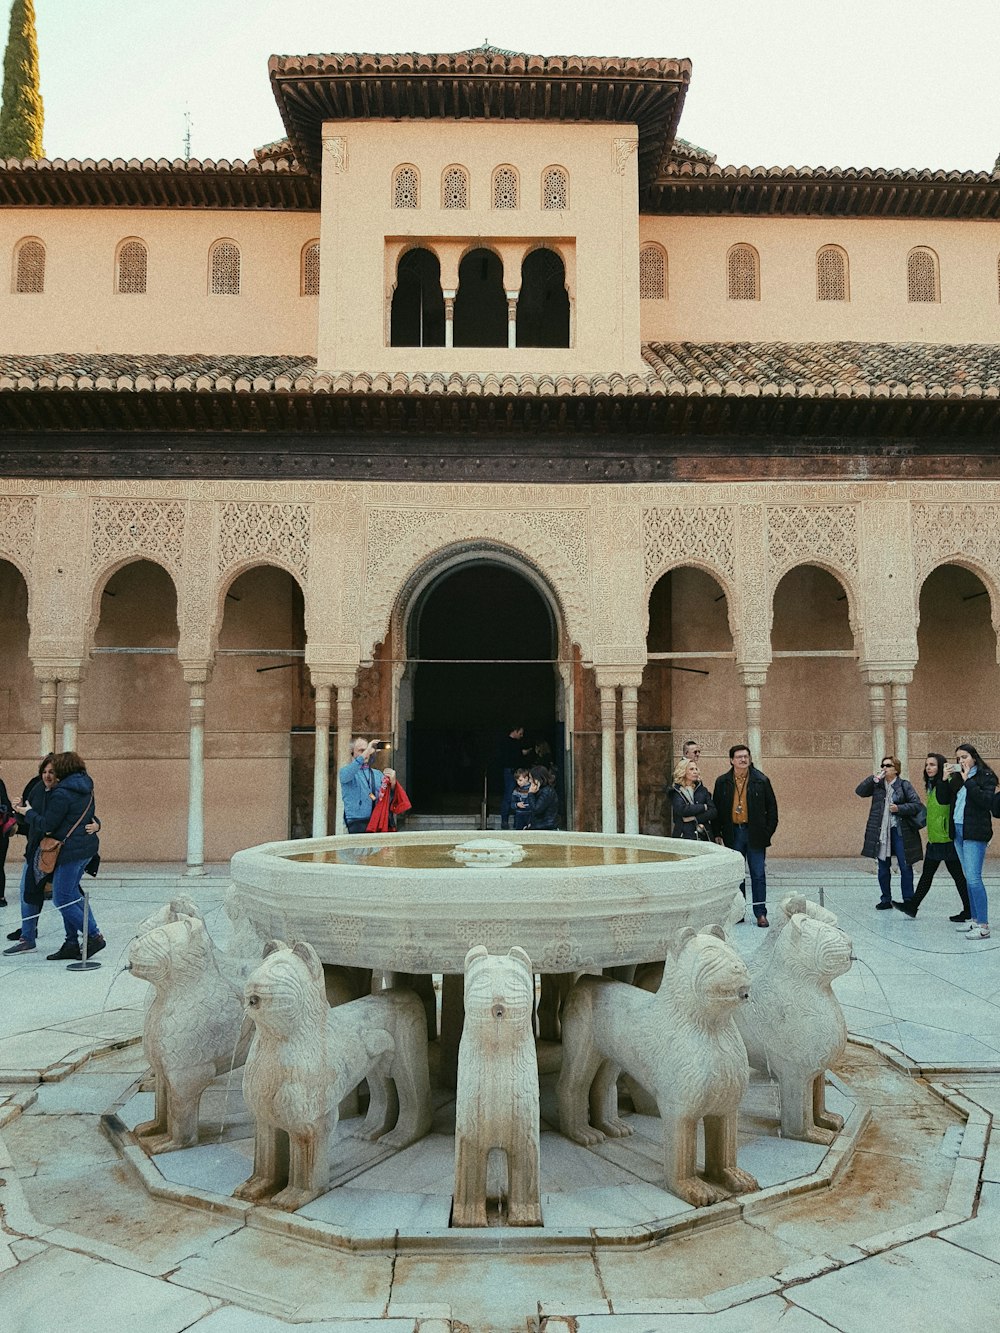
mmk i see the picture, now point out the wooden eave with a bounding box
[0,159,319,210]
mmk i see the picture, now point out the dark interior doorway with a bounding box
[408,562,558,816]
[453,248,508,347]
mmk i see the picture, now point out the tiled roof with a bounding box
[647,162,1000,218]
[268,48,691,188]
[2,343,999,401]
[0,155,318,209]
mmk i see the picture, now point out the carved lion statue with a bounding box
[128,915,251,1153]
[735,910,853,1142]
[138,891,265,988]
[558,925,759,1208]
[234,939,432,1212]
[453,945,541,1227]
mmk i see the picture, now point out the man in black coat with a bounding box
[712,744,779,927]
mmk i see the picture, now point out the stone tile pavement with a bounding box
[1,857,999,1331]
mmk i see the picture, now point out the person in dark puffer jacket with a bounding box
[526,765,559,830]
[856,756,923,910]
[948,742,996,942]
[17,751,105,962]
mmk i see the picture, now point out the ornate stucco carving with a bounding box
[217,501,311,582]
[0,495,37,587]
[89,497,186,576]
[323,136,348,172]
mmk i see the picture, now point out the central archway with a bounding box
[400,556,561,820]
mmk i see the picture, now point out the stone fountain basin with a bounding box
[228,831,746,974]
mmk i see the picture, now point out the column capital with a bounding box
[859,662,915,685]
[32,657,87,682]
[736,662,769,687]
[179,659,214,686]
[594,668,643,690]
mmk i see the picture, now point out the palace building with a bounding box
[2,45,1000,865]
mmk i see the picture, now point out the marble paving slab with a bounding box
[299,1184,452,1232]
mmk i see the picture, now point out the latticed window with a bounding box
[442,166,469,209]
[639,244,666,300]
[542,166,569,210]
[816,246,848,302]
[116,239,147,294]
[393,165,419,209]
[301,241,320,296]
[907,247,939,302]
[727,243,759,300]
[492,165,519,209]
[210,240,240,295]
[14,238,45,293]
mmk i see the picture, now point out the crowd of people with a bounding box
[665,737,998,940]
[0,751,104,960]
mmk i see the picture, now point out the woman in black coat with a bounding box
[948,742,996,941]
[525,765,559,830]
[0,773,14,906]
[666,757,717,840]
[4,754,57,952]
[856,756,923,910]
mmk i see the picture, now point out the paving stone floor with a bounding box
[2,857,1000,1331]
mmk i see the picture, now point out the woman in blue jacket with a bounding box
[17,751,105,961]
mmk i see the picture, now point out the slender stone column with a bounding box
[891,681,910,778]
[621,683,640,834]
[311,678,333,837]
[506,291,519,349]
[599,684,619,834]
[60,671,82,751]
[443,291,456,349]
[867,681,887,773]
[333,671,358,835]
[182,663,213,876]
[38,675,58,756]
[738,666,768,763]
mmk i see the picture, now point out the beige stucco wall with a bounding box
[318,121,643,375]
[2,476,1000,863]
[639,215,1000,344]
[0,208,320,355]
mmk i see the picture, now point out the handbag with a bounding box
[908,805,927,831]
[1,811,16,838]
[695,823,713,842]
[35,795,94,877]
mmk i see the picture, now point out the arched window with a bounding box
[492,165,519,210]
[541,166,569,210]
[907,247,939,303]
[390,248,445,347]
[516,248,570,347]
[454,247,508,347]
[115,238,147,294]
[392,164,420,209]
[13,237,44,293]
[442,165,469,209]
[301,240,320,296]
[639,243,667,300]
[727,243,759,300]
[209,239,240,295]
[816,245,848,302]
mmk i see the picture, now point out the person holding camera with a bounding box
[525,765,559,829]
[856,757,923,911]
[339,736,396,834]
[948,743,996,941]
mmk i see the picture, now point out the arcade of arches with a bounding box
[2,480,1000,869]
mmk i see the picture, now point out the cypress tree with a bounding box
[0,0,44,159]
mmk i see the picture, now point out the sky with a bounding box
[26,0,1000,172]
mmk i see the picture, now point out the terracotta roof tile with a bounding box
[2,344,1000,401]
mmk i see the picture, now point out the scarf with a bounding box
[877,778,894,860]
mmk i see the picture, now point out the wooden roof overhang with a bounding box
[0,156,319,210]
[647,163,1000,218]
[268,49,691,195]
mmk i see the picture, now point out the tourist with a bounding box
[0,768,14,907]
[682,739,701,761]
[949,743,996,942]
[666,757,716,840]
[525,765,559,829]
[11,751,105,961]
[510,767,532,831]
[339,737,396,834]
[4,754,58,953]
[711,745,778,927]
[856,757,924,912]
[499,724,533,829]
[894,753,969,921]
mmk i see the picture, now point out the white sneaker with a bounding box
[966,926,991,941]
[956,921,979,933]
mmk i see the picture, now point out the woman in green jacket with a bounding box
[894,753,970,921]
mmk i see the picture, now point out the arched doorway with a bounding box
[401,559,560,820]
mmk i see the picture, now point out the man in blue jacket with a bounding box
[339,737,396,834]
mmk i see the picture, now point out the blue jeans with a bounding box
[18,862,45,945]
[51,855,100,942]
[954,827,988,924]
[877,825,914,903]
[731,825,767,915]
